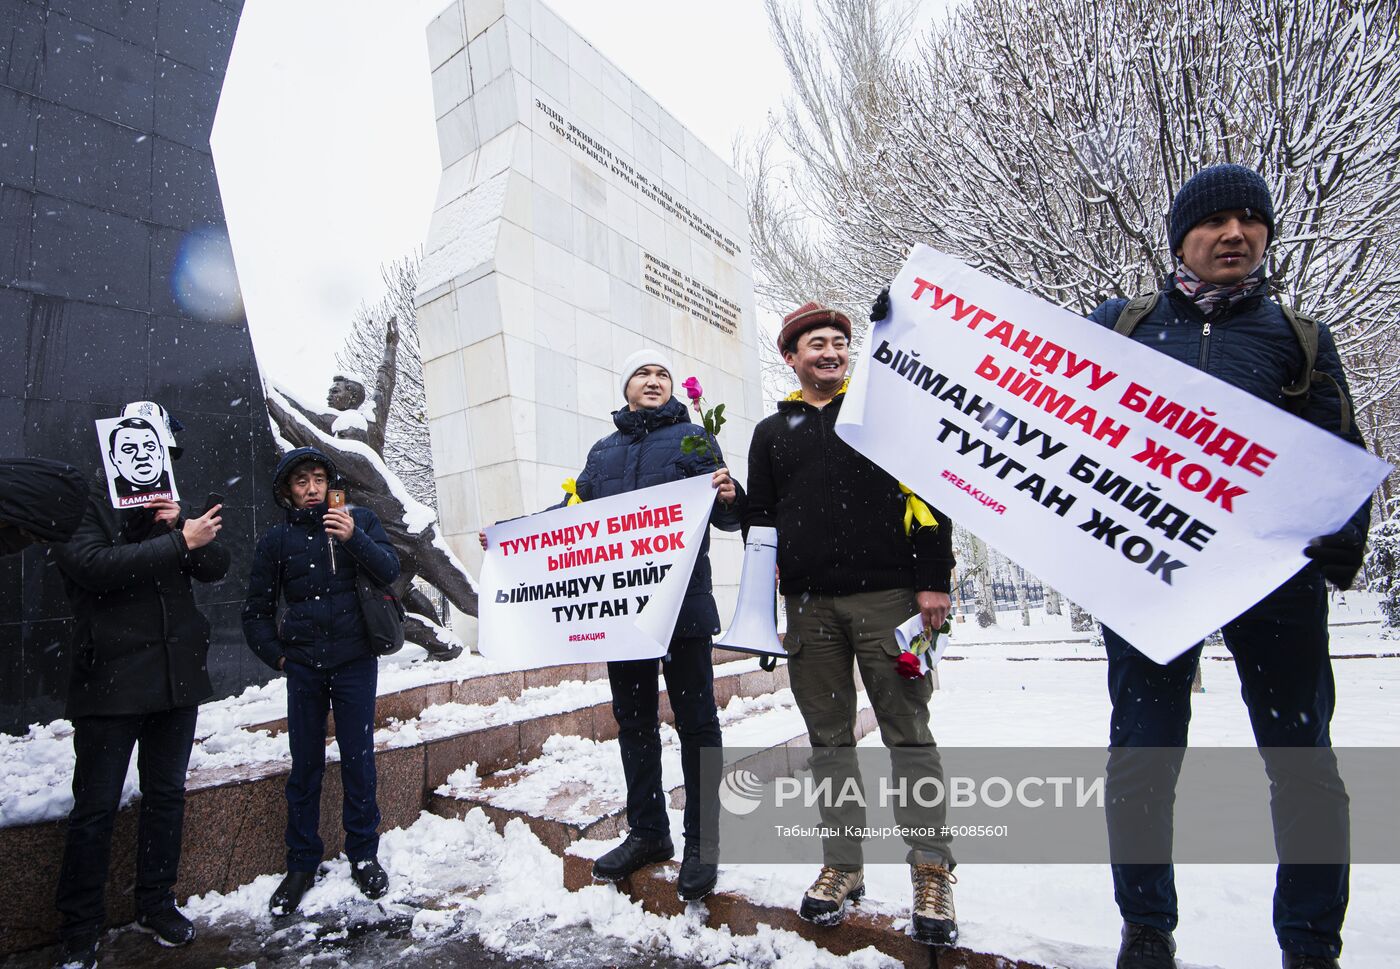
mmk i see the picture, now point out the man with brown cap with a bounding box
[745,302,959,945]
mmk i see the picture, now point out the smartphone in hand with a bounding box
[202,493,225,516]
[327,489,346,510]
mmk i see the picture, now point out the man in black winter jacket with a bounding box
[746,303,959,945]
[242,447,400,917]
[52,456,227,967]
[1091,165,1365,969]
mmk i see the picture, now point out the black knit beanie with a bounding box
[1168,164,1275,254]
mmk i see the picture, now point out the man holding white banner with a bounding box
[855,165,1379,969]
[481,349,742,901]
[746,303,959,945]
[1087,166,1369,969]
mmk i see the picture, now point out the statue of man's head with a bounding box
[327,375,366,411]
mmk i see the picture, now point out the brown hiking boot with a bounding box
[798,866,865,925]
[911,862,958,945]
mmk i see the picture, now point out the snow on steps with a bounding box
[0,652,789,955]
[559,849,1047,969]
[428,694,876,854]
[244,646,762,739]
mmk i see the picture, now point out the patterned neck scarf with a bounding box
[1172,264,1266,319]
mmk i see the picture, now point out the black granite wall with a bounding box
[0,0,282,732]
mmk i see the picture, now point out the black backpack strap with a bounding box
[1113,292,1160,337]
[1279,305,1352,435]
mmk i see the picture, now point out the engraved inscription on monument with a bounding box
[641,253,740,335]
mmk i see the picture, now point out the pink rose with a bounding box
[682,376,703,404]
[894,650,924,680]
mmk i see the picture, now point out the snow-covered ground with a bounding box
[4,594,1395,967]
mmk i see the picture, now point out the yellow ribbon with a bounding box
[783,377,851,402]
[561,477,582,506]
[899,483,939,535]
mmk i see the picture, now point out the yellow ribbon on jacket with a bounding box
[561,478,582,506]
[899,483,939,535]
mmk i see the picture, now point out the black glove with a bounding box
[869,286,890,323]
[1303,523,1365,591]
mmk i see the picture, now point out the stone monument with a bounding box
[0,0,279,732]
[416,0,762,625]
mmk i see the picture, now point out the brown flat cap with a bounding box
[777,301,851,353]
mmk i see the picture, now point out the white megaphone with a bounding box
[716,526,785,658]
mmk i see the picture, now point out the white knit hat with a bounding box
[618,348,675,400]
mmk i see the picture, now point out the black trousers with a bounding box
[56,706,199,943]
[607,636,721,848]
[1104,564,1348,959]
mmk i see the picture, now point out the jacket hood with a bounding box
[0,457,89,545]
[612,397,690,437]
[273,447,339,507]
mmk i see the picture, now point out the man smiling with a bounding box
[745,302,958,944]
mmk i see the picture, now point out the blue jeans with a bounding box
[284,653,380,871]
[56,706,199,942]
[1104,564,1348,958]
[608,636,721,848]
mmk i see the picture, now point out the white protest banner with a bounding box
[95,414,181,509]
[837,245,1391,663]
[479,474,717,668]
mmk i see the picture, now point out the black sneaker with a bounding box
[677,841,718,901]
[55,937,97,969]
[351,858,389,900]
[1117,922,1178,969]
[592,833,674,882]
[135,905,195,947]
[269,870,317,917]
[1283,954,1340,969]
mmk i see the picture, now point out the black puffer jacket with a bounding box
[54,490,229,718]
[573,397,744,638]
[242,448,400,671]
[746,392,955,597]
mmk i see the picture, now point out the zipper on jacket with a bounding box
[1198,319,1212,370]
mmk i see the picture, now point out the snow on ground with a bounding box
[5,594,1396,968]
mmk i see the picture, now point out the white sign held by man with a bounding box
[479,474,717,668]
[837,245,1390,663]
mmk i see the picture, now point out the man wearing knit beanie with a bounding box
[746,302,959,946]
[1083,165,1370,969]
[482,347,744,901]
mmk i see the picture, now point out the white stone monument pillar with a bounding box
[417,0,762,632]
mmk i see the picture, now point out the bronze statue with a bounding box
[269,316,474,660]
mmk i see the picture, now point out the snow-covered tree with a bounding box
[336,255,435,506]
[749,0,1400,456]
[1367,498,1400,630]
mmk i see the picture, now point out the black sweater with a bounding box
[745,393,954,597]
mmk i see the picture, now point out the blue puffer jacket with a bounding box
[242,448,401,671]
[1090,286,1371,540]
[573,397,745,638]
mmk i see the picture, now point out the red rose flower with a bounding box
[895,650,924,680]
[682,376,704,408]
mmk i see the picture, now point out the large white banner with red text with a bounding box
[837,246,1390,663]
[479,475,717,668]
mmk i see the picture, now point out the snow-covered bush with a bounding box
[1367,498,1400,629]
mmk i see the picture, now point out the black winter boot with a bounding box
[55,936,97,969]
[135,904,195,946]
[677,841,718,900]
[1282,954,1340,969]
[592,832,674,882]
[351,858,389,899]
[1117,922,1177,968]
[269,870,317,917]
